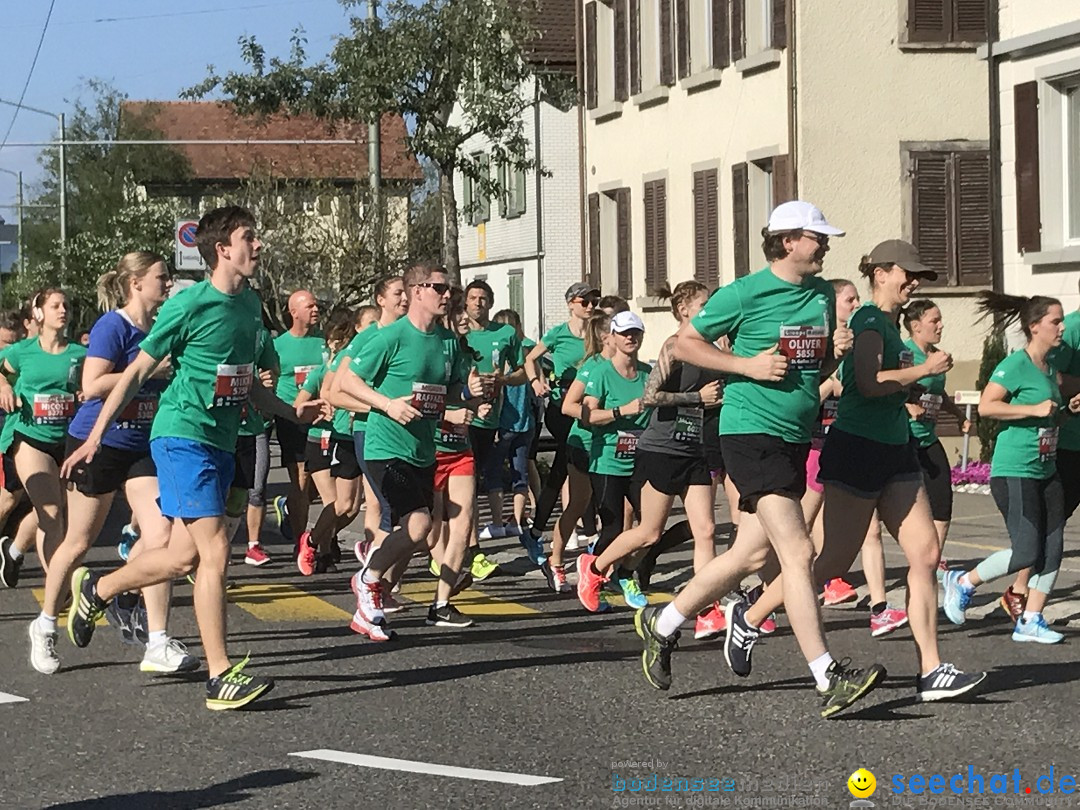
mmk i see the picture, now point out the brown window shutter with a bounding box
[614,0,629,102]
[629,0,642,96]
[660,0,675,86]
[732,162,750,278]
[772,0,787,49]
[954,150,992,287]
[588,192,602,290]
[586,3,598,109]
[1014,81,1042,254]
[711,0,730,68]
[731,0,745,62]
[694,169,720,287]
[771,154,792,205]
[676,0,691,79]
[616,187,633,298]
[912,151,954,285]
[953,0,988,42]
[643,180,668,295]
[908,0,949,44]
[644,181,656,294]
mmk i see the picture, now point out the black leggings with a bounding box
[533,402,574,532]
[917,440,953,522]
[980,475,1065,595]
[590,473,641,557]
[1058,448,1080,521]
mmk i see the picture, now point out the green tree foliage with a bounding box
[187,0,575,281]
[975,331,1007,462]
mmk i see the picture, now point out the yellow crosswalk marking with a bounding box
[397,581,540,616]
[607,592,674,608]
[228,583,351,622]
[30,588,107,628]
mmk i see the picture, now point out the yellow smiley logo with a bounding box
[848,768,876,798]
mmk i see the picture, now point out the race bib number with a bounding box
[615,430,641,460]
[1039,426,1059,464]
[918,393,942,424]
[898,350,915,370]
[32,393,75,425]
[438,419,469,447]
[778,325,827,371]
[813,397,839,440]
[116,396,158,430]
[411,383,447,419]
[673,407,703,444]
[213,363,253,407]
[294,364,318,387]
[319,430,331,454]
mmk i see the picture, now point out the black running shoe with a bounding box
[426,603,474,627]
[634,606,679,691]
[0,535,22,588]
[916,663,986,703]
[539,560,556,591]
[723,598,759,678]
[817,658,886,718]
[205,656,274,711]
[68,567,107,648]
[105,594,139,645]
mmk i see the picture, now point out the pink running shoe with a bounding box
[822,578,858,606]
[575,553,606,613]
[297,531,317,576]
[244,544,270,566]
[870,606,909,637]
[694,602,726,640]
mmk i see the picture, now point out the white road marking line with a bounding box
[289,749,563,786]
[0,692,28,705]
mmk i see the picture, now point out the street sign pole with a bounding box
[954,390,981,471]
[175,218,206,274]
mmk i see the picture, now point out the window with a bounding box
[643,178,668,294]
[744,0,771,54]
[508,270,525,316]
[586,1,620,109]
[731,0,785,61]
[906,0,987,45]
[1065,82,1080,243]
[733,154,790,278]
[693,168,720,288]
[462,153,491,227]
[909,148,991,287]
[590,187,633,296]
[498,163,527,219]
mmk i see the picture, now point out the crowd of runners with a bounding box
[0,200,1075,717]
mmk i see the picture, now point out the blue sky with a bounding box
[0,0,354,212]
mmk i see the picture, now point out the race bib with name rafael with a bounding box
[33,393,75,425]
[411,383,447,419]
[294,365,318,387]
[778,325,827,371]
[813,396,839,440]
[918,393,942,424]
[212,363,254,407]
[615,430,641,459]
[1039,426,1059,463]
[116,396,158,430]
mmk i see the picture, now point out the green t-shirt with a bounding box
[567,354,607,451]
[352,317,465,467]
[989,350,1061,480]
[1048,311,1080,452]
[435,347,477,454]
[327,352,355,438]
[238,327,279,439]
[904,338,948,448]
[1,338,86,450]
[273,331,328,408]
[344,323,385,432]
[300,362,335,437]
[691,267,835,444]
[583,359,652,476]
[466,321,523,430]
[141,280,265,452]
[540,321,585,402]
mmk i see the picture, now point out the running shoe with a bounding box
[565,530,581,551]
[105,595,142,646]
[618,577,648,610]
[741,585,776,634]
[429,557,440,578]
[1000,586,1027,623]
[450,570,474,598]
[349,609,394,641]
[550,564,572,594]
[426,603,474,627]
[723,598,759,678]
[694,602,726,640]
[817,658,886,718]
[634,605,680,690]
[941,570,973,626]
[68,567,106,648]
[915,662,986,702]
[297,531,317,576]
[130,601,149,646]
[118,524,139,561]
[870,605,909,637]
[822,578,858,606]
[518,529,546,566]
[271,495,292,541]
[329,537,342,564]
[140,638,200,673]
[576,552,606,613]
[758,615,778,635]
[936,557,949,584]
[315,554,338,574]
[0,535,22,588]
[382,588,404,614]
[1012,614,1064,644]
[244,544,271,566]
[503,522,523,537]
[351,571,385,623]
[478,524,506,540]
[469,552,499,581]
[205,656,274,710]
[356,539,374,567]
[28,620,59,675]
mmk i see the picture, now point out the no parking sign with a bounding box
[175,218,205,272]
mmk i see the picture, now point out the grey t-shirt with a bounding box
[637,361,724,459]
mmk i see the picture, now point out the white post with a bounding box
[961,403,973,472]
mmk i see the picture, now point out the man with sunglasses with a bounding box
[337,264,485,640]
[633,201,887,719]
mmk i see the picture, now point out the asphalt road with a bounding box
[1,474,1079,809]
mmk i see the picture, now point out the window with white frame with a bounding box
[744,0,771,54]
[498,163,527,219]
[1065,80,1080,244]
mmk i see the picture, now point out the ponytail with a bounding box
[97,251,166,311]
[975,291,1061,340]
[583,312,611,360]
[656,280,708,320]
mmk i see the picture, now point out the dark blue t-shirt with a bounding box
[68,310,168,451]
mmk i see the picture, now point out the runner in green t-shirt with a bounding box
[944,291,1077,646]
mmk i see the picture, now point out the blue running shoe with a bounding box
[118,524,139,561]
[1012,614,1064,644]
[941,570,973,626]
[518,529,546,566]
[618,577,648,609]
[271,495,292,542]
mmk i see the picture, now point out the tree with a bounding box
[188,0,575,281]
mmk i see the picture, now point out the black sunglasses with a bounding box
[415,282,452,295]
[800,231,829,247]
[573,295,600,307]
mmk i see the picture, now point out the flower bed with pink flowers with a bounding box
[951,461,991,494]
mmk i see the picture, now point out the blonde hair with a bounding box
[97,251,166,312]
[583,312,611,361]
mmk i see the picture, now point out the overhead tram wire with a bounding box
[0,0,58,155]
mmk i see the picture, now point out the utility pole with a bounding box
[0,168,23,285]
[368,0,381,198]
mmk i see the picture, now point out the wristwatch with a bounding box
[613,406,622,420]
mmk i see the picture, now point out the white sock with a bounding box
[809,652,835,690]
[10,546,22,561]
[248,539,259,549]
[224,514,243,543]
[148,630,167,648]
[655,604,687,638]
[1021,610,1040,622]
[958,573,974,590]
[434,600,448,609]
[36,612,57,634]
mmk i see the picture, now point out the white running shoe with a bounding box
[349,610,393,641]
[140,638,200,673]
[565,531,580,551]
[478,524,507,540]
[351,571,386,623]
[28,620,60,675]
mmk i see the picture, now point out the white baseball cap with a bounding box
[610,311,645,333]
[766,201,845,236]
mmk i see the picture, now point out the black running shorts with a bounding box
[720,433,810,514]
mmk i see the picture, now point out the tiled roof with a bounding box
[527,0,577,71]
[121,101,423,183]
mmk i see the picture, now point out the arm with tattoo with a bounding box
[642,336,703,408]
